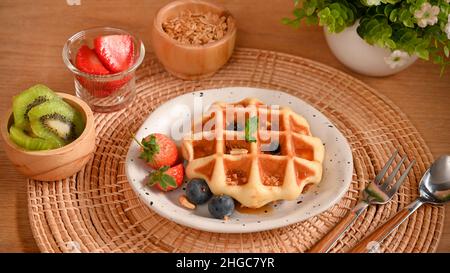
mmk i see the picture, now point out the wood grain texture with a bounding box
[0,0,448,252]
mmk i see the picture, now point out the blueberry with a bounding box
[208,195,235,219]
[185,178,212,205]
[226,122,244,131]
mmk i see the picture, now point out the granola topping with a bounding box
[162,10,233,45]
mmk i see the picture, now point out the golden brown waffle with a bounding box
[182,98,324,208]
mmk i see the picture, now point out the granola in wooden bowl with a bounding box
[151,0,237,80]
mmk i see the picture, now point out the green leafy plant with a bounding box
[283,0,450,74]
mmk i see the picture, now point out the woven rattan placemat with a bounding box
[27,48,444,253]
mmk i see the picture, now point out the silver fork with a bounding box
[308,150,415,253]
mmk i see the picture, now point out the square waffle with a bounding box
[181,98,324,208]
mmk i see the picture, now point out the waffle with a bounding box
[181,98,324,208]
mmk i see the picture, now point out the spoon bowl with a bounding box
[419,155,450,204]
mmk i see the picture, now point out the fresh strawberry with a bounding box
[133,133,178,169]
[75,45,131,98]
[75,45,110,75]
[149,164,184,191]
[94,34,134,73]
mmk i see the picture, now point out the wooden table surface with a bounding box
[0,0,448,253]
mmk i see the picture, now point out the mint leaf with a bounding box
[245,116,258,142]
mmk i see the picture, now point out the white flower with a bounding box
[446,15,450,40]
[384,50,410,69]
[414,2,440,28]
[366,0,381,5]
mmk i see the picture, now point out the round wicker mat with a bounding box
[27,48,444,253]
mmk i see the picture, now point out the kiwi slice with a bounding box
[9,125,61,150]
[13,84,59,130]
[28,99,85,145]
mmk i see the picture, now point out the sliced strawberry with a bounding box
[94,34,134,73]
[75,45,110,75]
[103,74,132,91]
[149,164,184,191]
[133,133,179,169]
[75,45,131,98]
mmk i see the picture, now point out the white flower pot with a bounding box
[324,21,418,77]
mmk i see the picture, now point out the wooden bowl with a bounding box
[151,0,237,80]
[1,93,96,181]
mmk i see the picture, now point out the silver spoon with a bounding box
[349,155,450,253]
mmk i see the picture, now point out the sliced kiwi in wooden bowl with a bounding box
[9,84,85,151]
[1,84,95,181]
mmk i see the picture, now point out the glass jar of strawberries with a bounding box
[63,27,145,112]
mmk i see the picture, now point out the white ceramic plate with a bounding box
[125,87,353,233]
